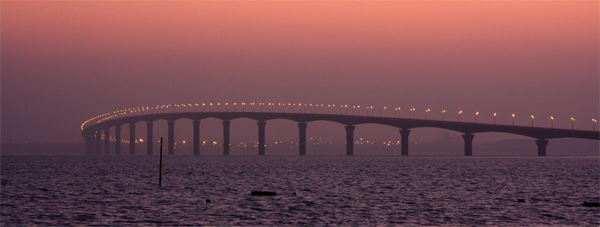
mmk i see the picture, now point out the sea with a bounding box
[1,155,599,226]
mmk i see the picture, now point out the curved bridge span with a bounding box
[82,111,599,156]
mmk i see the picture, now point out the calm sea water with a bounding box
[1,155,599,226]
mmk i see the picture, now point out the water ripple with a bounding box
[2,155,599,226]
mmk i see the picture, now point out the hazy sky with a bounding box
[2,1,598,145]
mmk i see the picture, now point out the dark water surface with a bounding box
[2,155,599,226]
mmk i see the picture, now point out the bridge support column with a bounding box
[298,122,307,156]
[345,125,355,156]
[258,121,266,155]
[115,125,121,155]
[168,120,175,155]
[223,120,231,155]
[535,139,548,156]
[146,122,153,155]
[95,131,102,155]
[129,123,136,155]
[193,120,200,156]
[104,128,110,155]
[462,133,474,156]
[400,128,410,156]
[85,133,95,155]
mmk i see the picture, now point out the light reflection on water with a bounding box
[1,155,599,226]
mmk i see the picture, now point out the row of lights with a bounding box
[97,139,426,147]
[82,103,598,131]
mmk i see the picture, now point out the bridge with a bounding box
[81,104,599,156]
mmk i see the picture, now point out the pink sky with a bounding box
[2,1,598,145]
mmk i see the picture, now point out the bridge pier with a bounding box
[223,120,231,155]
[104,128,110,155]
[193,120,200,155]
[298,122,307,156]
[95,131,102,155]
[85,133,94,155]
[258,121,266,155]
[536,139,548,156]
[129,123,136,155]
[168,120,175,155]
[400,128,410,156]
[115,125,121,155]
[462,133,474,156]
[147,122,153,155]
[345,125,355,156]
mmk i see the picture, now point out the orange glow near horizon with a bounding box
[3,1,598,143]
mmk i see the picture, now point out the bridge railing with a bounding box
[81,103,599,132]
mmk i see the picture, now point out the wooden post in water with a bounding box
[159,137,163,187]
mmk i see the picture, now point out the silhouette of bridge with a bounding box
[81,104,599,156]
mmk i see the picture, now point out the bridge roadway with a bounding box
[82,112,599,156]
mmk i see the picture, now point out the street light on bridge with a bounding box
[571,118,575,130]
[476,112,479,123]
[531,115,534,127]
[442,110,446,121]
[458,111,463,122]
[593,119,597,131]
[512,114,515,126]
[493,113,497,125]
